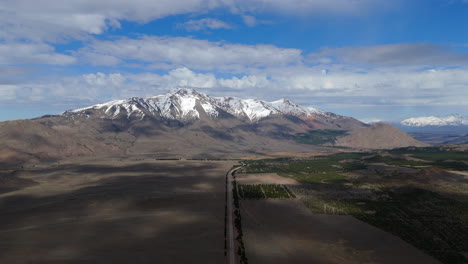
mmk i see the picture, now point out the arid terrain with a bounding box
[1,145,467,264]
[0,156,234,264]
[241,199,438,264]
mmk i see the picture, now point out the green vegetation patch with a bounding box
[366,154,468,170]
[239,184,294,199]
[298,185,468,264]
[301,195,365,215]
[243,152,368,184]
[389,147,468,162]
[261,184,291,198]
[431,160,468,171]
[388,146,446,155]
[294,129,349,145]
[366,155,430,167]
[239,184,265,199]
[358,189,468,264]
[412,151,468,161]
[241,147,468,263]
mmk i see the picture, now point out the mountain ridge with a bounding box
[0,88,428,164]
[64,88,327,122]
[401,114,468,127]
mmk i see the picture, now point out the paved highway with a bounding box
[226,166,242,264]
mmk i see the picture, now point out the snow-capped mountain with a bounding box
[0,89,429,165]
[65,88,326,122]
[401,114,468,127]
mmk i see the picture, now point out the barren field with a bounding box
[241,147,468,263]
[0,157,234,264]
[238,172,440,264]
[236,173,300,185]
[241,199,439,264]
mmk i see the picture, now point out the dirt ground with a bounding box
[236,173,300,185]
[237,172,440,264]
[0,157,234,264]
[0,157,445,264]
[241,199,440,264]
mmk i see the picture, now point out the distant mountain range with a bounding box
[366,114,468,145]
[0,89,427,164]
[401,114,468,127]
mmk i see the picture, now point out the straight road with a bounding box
[226,166,242,264]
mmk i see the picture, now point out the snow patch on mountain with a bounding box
[270,99,310,116]
[401,114,468,127]
[65,88,329,122]
[238,99,274,120]
[359,118,385,124]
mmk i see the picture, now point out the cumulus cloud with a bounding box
[231,0,394,16]
[0,0,395,69]
[241,15,273,27]
[79,36,303,71]
[132,68,217,90]
[308,43,468,67]
[79,39,468,74]
[0,43,76,65]
[0,0,221,42]
[0,85,17,100]
[178,18,233,31]
[242,15,257,27]
[0,0,394,42]
[277,68,465,93]
[3,67,468,113]
[0,69,264,107]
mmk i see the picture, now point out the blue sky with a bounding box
[1,0,468,122]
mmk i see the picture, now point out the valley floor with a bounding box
[242,199,438,264]
[237,173,439,264]
[1,148,466,263]
[239,147,468,263]
[0,157,234,264]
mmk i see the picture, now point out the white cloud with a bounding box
[79,36,303,71]
[0,0,221,42]
[308,43,468,67]
[241,15,273,27]
[3,67,468,113]
[0,85,17,100]
[0,0,394,42]
[79,40,468,74]
[81,72,126,87]
[269,67,468,95]
[178,18,233,31]
[218,75,270,89]
[231,0,394,16]
[242,15,257,27]
[132,68,217,90]
[0,0,395,70]
[0,43,76,65]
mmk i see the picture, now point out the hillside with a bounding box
[0,89,427,163]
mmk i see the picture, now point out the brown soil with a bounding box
[241,199,440,264]
[0,170,38,194]
[0,157,234,264]
[236,173,300,185]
